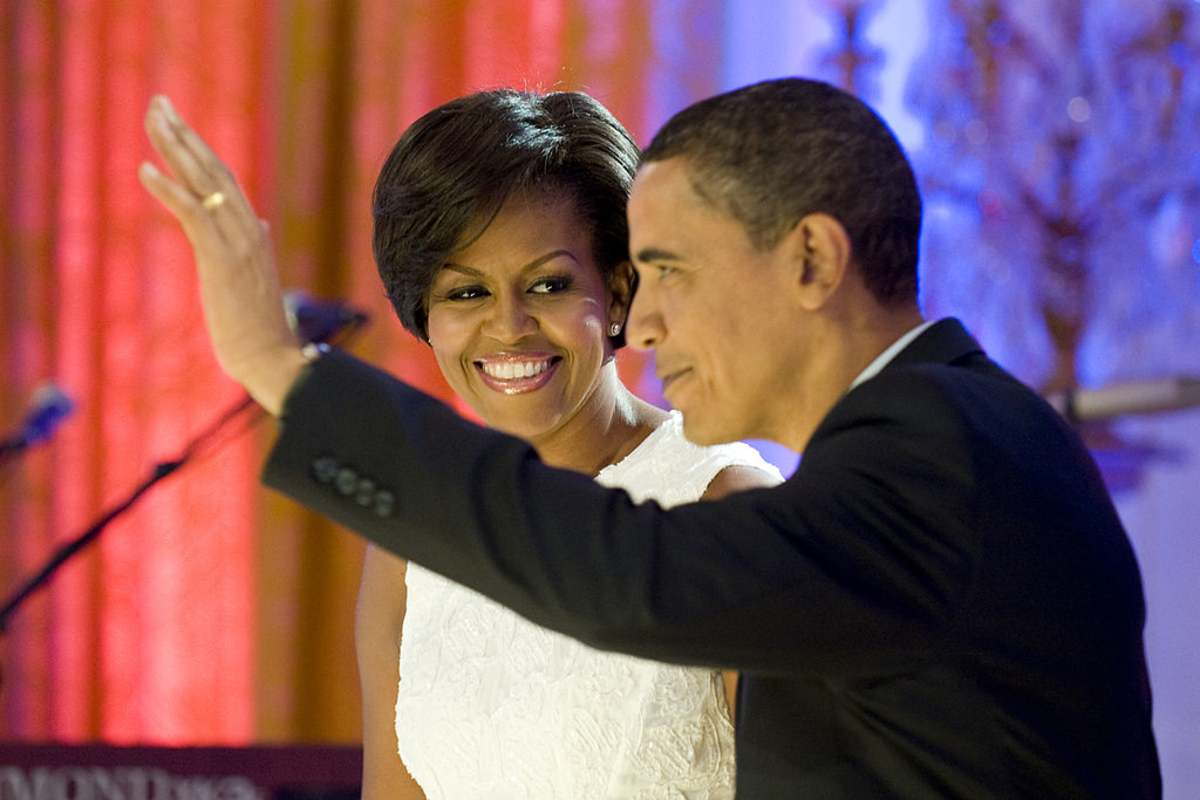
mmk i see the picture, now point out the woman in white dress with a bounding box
[356,90,785,800]
[141,89,781,799]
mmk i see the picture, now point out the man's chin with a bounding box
[679,410,743,447]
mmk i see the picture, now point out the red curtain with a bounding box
[1,0,700,743]
[2,0,276,742]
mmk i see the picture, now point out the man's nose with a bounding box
[626,285,664,351]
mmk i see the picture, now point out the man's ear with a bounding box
[607,260,637,323]
[778,213,852,311]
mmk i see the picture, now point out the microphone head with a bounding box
[283,289,369,344]
[22,382,74,445]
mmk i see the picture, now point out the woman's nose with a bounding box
[481,294,537,342]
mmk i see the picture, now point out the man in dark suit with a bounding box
[142,80,1160,797]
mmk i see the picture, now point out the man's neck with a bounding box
[780,304,925,452]
[839,307,926,385]
[849,316,935,391]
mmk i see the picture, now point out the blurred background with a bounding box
[1,0,1197,796]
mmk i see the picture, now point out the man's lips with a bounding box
[658,367,693,395]
[474,353,562,395]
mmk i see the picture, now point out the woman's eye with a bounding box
[529,276,572,294]
[655,265,677,279]
[446,286,488,301]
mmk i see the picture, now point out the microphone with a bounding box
[283,289,369,344]
[1045,376,1200,422]
[1,383,75,459]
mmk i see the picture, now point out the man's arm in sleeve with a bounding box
[263,350,977,674]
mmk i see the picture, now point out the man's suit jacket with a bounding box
[263,319,1160,798]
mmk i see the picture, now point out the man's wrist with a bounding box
[248,347,310,417]
[301,342,330,362]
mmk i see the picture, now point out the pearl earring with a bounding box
[609,322,622,337]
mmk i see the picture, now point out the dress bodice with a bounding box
[396,412,783,799]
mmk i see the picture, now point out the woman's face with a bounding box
[425,190,623,442]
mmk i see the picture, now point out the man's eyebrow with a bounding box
[441,250,578,277]
[634,247,683,263]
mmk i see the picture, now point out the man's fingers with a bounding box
[139,161,201,223]
[139,160,229,254]
[158,97,226,179]
[145,100,216,198]
[151,96,260,241]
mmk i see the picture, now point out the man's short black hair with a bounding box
[641,77,922,305]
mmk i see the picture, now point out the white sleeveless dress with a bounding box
[395,411,783,799]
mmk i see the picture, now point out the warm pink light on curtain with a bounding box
[53,0,107,738]
[530,0,567,83]
[2,0,267,743]
[98,0,159,740]
[5,0,67,737]
[464,0,563,91]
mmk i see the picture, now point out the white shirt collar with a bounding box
[848,319,937,391]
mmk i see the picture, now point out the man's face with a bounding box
[626,157,804,446]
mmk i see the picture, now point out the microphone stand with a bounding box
[0,316,366,636]
[0,437,28,467]
[0,394,258,634]
[0,424,68,469]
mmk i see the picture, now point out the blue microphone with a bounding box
[19,383,74,446]
[283,289,370,345]
[1,382,74,459]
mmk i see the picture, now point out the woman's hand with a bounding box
[139,95,305,415]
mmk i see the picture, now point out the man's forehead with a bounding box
[630,157,713,221]
[633,157,692,192]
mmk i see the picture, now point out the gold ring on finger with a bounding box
[201,191,226,211]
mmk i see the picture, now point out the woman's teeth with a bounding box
[481,360,551,380]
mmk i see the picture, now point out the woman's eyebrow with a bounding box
[442,250,579,277]
[439,263,484,278]
[521,250,579,272]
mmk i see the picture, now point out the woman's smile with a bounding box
[475,353,563,395]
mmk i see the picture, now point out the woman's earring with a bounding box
[609,322,622,337]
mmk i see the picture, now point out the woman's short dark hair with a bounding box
[373,89,638,344]
[642,78,922,306]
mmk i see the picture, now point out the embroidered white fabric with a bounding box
[395,410,783,799]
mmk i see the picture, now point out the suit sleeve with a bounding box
[262,349,979,676]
